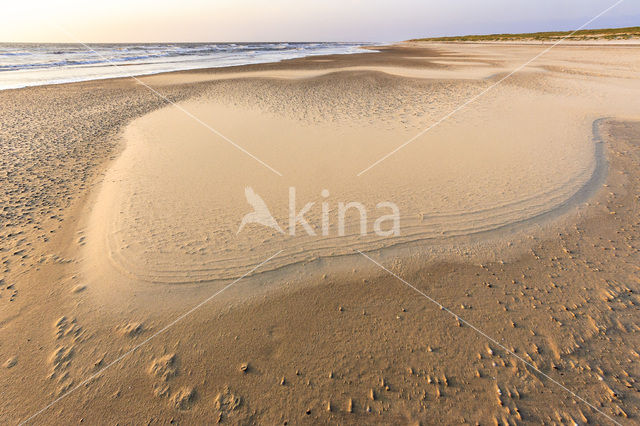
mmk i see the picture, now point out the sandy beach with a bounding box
[2,42,640,424]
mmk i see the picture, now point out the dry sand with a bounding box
[1,42,640,424]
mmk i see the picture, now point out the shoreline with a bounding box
[0,42,379,92]
[2,42,640,424]
[4,38,640,93]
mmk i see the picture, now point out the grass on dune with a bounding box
[412,26,640,42]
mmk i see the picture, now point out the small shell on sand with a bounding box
[71,285,86,293]
[3,357,17,368]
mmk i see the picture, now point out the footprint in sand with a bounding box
[116,321,145,337]
[148,352,197,409]
[48,315,85,396]
[214,386,242,422]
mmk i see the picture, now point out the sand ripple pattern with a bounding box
[84,71,601,284]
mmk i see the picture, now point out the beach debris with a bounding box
[346,398,353,413]
[369,388,376,401]
[239,362,249,373]
[280,376,286,385]
[326,400,332,412]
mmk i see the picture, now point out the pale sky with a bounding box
[2,0,639,43]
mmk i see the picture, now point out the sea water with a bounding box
[0,42,368,90]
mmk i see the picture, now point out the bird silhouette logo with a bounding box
[237,187,285,235]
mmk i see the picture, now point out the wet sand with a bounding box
[1,42,640,424]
